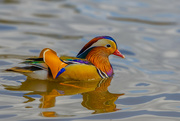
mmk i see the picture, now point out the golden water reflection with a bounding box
[4,76,124,117]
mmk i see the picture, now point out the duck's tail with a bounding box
[6,48,67,79]
[6,66,41,73]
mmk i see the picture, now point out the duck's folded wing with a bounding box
[39,48,68,79]
[60,56,92,65]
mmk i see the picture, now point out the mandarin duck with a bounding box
[7,36,125,81]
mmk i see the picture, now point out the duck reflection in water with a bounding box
[3,76,124,117]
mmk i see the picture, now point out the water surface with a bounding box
[0,0,180,121]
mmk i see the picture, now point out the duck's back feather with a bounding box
[60,56,92,65]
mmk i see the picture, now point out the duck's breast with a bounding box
[58,64,102,81]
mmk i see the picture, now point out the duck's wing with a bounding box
[37,48,68,79]
[60,56,92,65]
[23,56,92,69]
[7,49,95,80]
[40,49,93,79]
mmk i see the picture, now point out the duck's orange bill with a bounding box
[113,49,125,58]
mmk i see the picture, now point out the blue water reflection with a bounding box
[0,25,16,31]
[117,93,180,105]
[136,83,150,86]
[78,110,180,119]
[136,67,175,75]
[129,90,149,93]
[143,37,156,42]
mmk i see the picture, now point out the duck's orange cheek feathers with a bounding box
[57,64,102,81]
[106,47,116,55]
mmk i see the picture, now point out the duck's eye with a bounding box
[106,44,111,48]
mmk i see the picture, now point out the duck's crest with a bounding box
[77,36,116,58]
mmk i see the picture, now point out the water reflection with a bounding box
[3,76,124,117]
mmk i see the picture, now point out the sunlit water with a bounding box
[0,0,180,120]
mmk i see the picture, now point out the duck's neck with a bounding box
[85,47,113,77]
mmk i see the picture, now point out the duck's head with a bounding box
[77,36,125,59]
